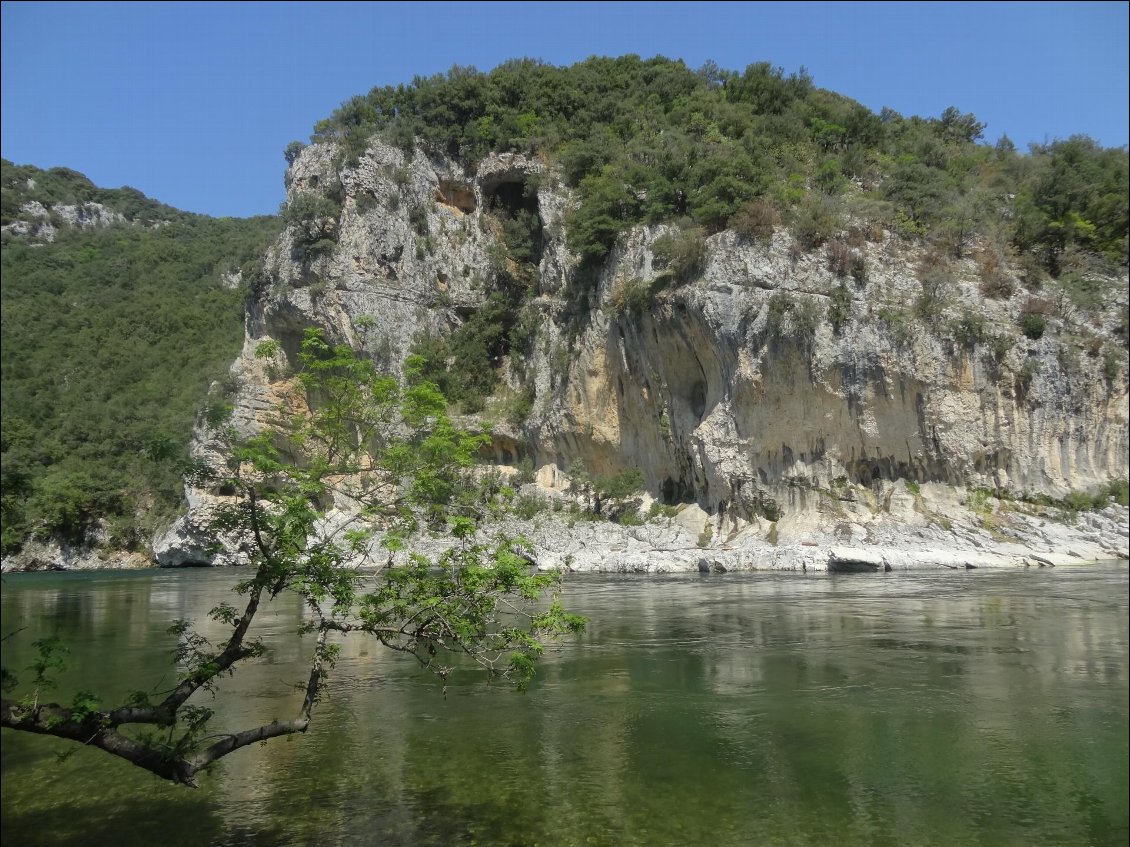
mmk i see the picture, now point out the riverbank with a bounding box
[3,482,1127,575]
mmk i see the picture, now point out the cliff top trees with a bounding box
[0,330,583,786]
[304,56,1126,273]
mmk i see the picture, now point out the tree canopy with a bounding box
[1,161,280,553]
[306,56,1127,271]
[1,330,583,785]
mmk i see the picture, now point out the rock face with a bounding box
[154,137,1129,570]
[1,199,126,242]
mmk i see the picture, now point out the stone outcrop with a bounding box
[1,199,126,242]
[149,136,1129,571]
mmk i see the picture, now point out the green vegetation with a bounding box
[651,226,707,284]
[1,160,191,228]
[765,291,822,349]
[307,56,1125,285]
[1,161,279,552]
[975,480,1128,517]
[566,460,645,522]
[0,330,583,785]
[1020,312,1047,340]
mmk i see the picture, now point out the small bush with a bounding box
[850,254,869,284]
[825,239,853,278]
[828,283,852,333]
[792,195,841,250]
[915,267,952,323]
[283,193,340,260]
[608,276,654,315]
[988,333,1015,362]
[506,386,535,427]
[1058,272,1106,313]
[1017,359,1041,399]
[647,502,680,521]
[755,492,783,522]
[1016,252,1047,291]
[968,487,993,513]
[354,191,380,215]
[1109,478,1129,507]
[1019,313,1046,340]
[283,140,306,165]
[730,198,778,243]
[1102,348,1122,388]
[514,494,547,520]
[950,310,989,347]
[408,206,429,236]
[975,244,1015,299]
[697,523,714,548]
[878,305,914,347]
[515,457,536,486]
[766,291,821,348]
[616,508,645,526]
[1061,490,1101,514]
[652,227,707,283]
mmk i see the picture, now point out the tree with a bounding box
[1,329,583,786]
[566,460,644,519]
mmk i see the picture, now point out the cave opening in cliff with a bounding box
[485,179,544,266]
[661,475,696,506]
[435,179,476,214]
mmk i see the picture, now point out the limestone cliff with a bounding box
[156,138,1129,570]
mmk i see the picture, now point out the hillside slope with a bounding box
[0,160,279,564]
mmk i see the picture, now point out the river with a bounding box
[2,565,1127,846]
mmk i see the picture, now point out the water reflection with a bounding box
[2,566,1127,846]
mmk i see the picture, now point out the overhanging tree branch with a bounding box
[0,328,583,786]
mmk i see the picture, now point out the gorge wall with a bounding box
[159,137,1129,568]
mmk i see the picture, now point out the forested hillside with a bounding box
[304,56,1127,279]
[0,160,279,553]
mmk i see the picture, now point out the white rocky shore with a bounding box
[138,475,1128,576]
[4,477,1126,574]
[451,486,1129,574]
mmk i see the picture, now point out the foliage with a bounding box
[877,305,915,347]
[651,226,707,284]
[1,159,191,227]
[0,331,583,785]
[950,310,990,348]
[825,239,854,278]
[292,57,1127,288]
[566,461,644,521]
[1020,313,1046,340]
[828,283,852,333]
[607,276,658,315]
[730,198,778,243]
[914,267,953,323]
[791,194,842,250]
[283,141,306,166]
[1,166,279,552]
[282,192,341,261]
[409,292,525,413]
[765,291,822,349]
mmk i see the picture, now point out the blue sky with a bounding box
[2,1,1127,218]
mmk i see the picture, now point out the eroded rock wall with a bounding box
[156,137,1129,565]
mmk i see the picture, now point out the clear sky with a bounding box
[2,1,1127,218]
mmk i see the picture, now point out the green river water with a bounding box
[1,565,1127,846]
